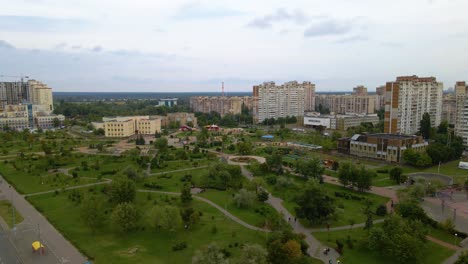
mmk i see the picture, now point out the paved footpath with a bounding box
[0,176,87,264]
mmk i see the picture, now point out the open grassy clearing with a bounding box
[29,189,268,264]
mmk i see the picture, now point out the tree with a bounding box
[53,117,61,128]
[124,167,140,181]
[355,166,374,192]
[233,189,256,208]
[181,183,192,204]
[337,162,356,187]
[257,189,269,202]
[295,158,324,181]
[420,112,431,139]
[109,176,136,204]
[266,151,283,173]
[294,181,335,224]
[111,202,139,233]
[437,120,448,134]
[237,244,268,264]
[389,167,404,184]
[368,214,427,263]
[192,243,229,264]
[80,195,106,233]
[455,251,468,264]
[237,141,253,155]
[148,205,182,231]
[267,230,306,264]
[154,137,168,152]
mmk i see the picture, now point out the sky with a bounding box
[0,0,467,92]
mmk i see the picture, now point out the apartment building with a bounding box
[160,112,197,128]
[339,133,427,163]
[455,82,468,147]
[189,96,252,116]
[375,85,386,111]
[384,75,443,135]
[441,93,457,125]
[0,104,64,130]
[315,93,377,115]
[0,79,53,111]
[304,113,379,130]
[353,85,368,96]
[303,82,316,112]
[252,81,308,123]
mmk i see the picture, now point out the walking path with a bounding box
[0,175,87,264]
[147,165,209,176]
[25,179,112,197]
[137,190,269,232]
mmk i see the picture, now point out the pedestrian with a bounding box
[288,217,291,222]
[294,217,297,222]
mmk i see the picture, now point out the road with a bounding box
[0,232,21,264]
[0,176,87,264]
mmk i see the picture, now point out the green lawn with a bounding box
[139,167,210,192]
[0,200,24,228]
[197,189,281,228]
[313,225,455,264]
[263,174,389,228]
[427,226,463,246]
[29,189,268,264]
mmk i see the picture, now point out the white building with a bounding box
[455,81,468,148]
[384,75,443,135]
[157,98,178,107]
[304,113,379,130]
[253,81,309,123]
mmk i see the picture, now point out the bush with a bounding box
[172,241,187,251]
[143,182,163,190]
[376,204,387,216]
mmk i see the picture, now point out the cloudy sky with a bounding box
[0,0,467,92]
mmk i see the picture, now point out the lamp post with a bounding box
[455,233,458,246]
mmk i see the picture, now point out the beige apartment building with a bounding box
[303,82,316,112]
[253,81,309,123]
[315,94,377,115]
[384,75,443,135]
[441,93,457,125]
[455,82,468,147]
[160,112,197,128]
[0,79,53,111]
[189,96,253,116]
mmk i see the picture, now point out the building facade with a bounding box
[253,81,307,123]
[384,75,443,135]
[160,112,197,128]
[304,82,316,112]
[341,133,428,163]
[0,104,64,130]
[95,116,162,137]
[455,82,468,147]
[304,114,379,130]
[157,98,178,107]
[441,93,457,125]
[315,94,377,115]
[189,96,252,116]
[0,79,53,111]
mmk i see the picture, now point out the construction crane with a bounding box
[0,74,29,82]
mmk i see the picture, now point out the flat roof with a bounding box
[360,133,418,140]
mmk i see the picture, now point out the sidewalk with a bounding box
[0,176,87,264]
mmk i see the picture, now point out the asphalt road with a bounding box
[0,232,21,264]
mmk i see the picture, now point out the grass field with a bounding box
[29,189,268,264]
[197,189,281,228]
[263,174,389,228]
[427,226,463,246]
[313,225,455,264]
[0,200,24,228]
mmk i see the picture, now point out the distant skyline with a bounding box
[0,0,467,92]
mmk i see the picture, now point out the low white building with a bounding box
[304,113,379,130]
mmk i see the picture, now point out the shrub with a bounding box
[172,241,187,251]
[376,204,387,216]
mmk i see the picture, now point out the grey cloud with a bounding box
[91,45,103,52]
[247,8,308,29]
[0,40,15,49]
[335,35,368,44]
[304,20,352,37]
[71,45,82,50]
[54,42,68,49]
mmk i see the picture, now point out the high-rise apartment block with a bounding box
[253,81,309,123]
[353,85,368,96]
[0,79,54,111]
[303,82,316,112]
[455,81,468,147]
[315,93,376,115]
[190,96,253,116]
[441,93,457,125]
[384,75,443,135]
